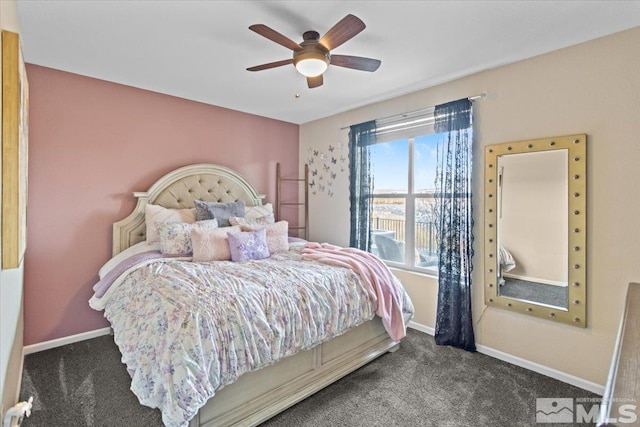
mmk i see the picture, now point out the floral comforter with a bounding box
[90,247,414,427]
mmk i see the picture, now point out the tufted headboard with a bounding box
[112,164,265,256]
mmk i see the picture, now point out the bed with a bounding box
[90,163,414,427]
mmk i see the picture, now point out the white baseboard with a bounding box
[475,343,604,395]
[407,321,604,395]
[408,320,435,336]
[23,327,112,355]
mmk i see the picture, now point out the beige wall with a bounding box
[499,150,568,284]
[300,27,640,387]
[0,0,25,418]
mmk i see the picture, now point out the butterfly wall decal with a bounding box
[307,142,349,199]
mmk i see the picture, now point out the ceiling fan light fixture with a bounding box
[295,58,328,77]
[293,48,330,77]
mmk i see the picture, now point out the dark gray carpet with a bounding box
[20,329,597,427]
[500,278,568,308]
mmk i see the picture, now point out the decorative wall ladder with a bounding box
[275,163,309,240]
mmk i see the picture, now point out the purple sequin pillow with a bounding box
[227,228,270,262]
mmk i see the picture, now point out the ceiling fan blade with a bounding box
[330,55,381,72]
[247,59,294,72]
[307,75,323,89]
[249,24,302,51]
[319,14,366,50]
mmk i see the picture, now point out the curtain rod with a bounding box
[339,92,487,130]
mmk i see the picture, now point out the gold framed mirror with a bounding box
[484,134,586,327]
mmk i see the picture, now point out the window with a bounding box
[369,133,440,273]
[350,98,475,347]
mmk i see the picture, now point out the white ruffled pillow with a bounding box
[191,225,242,262]
[245,203,274,220]
[229,215,274,226]
[145,204,196,244]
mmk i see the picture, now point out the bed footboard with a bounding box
[190,317,397,427]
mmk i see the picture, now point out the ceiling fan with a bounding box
[247,14,381,89]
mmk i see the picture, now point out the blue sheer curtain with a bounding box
[348,120,377,251]
[433,98,476,351]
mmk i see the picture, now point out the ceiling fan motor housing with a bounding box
[293,31,330,69]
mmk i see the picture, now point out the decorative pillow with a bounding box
[157,219,218,255]
[145,204,196,244]
[229,214,274,226]
[240,221,289,254]
[194,200,245,226]
[227,228,270,262]
[245,203,274,220]
[191,225,242,262]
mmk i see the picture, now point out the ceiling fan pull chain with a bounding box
[294,68,302,99]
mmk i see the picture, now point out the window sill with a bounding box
[387,263,438,279]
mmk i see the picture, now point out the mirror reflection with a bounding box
[483,134,586,327]
[496,150,568,310]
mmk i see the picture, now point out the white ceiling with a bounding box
[15,1,640,124]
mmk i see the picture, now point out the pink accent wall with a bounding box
[24,65,299,345]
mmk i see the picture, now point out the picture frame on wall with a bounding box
[2,30,29,269]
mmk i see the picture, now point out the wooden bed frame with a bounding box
[112,163,402,427]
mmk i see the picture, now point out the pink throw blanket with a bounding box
[301,242,407,341]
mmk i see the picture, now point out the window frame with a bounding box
[370,136,439,276]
